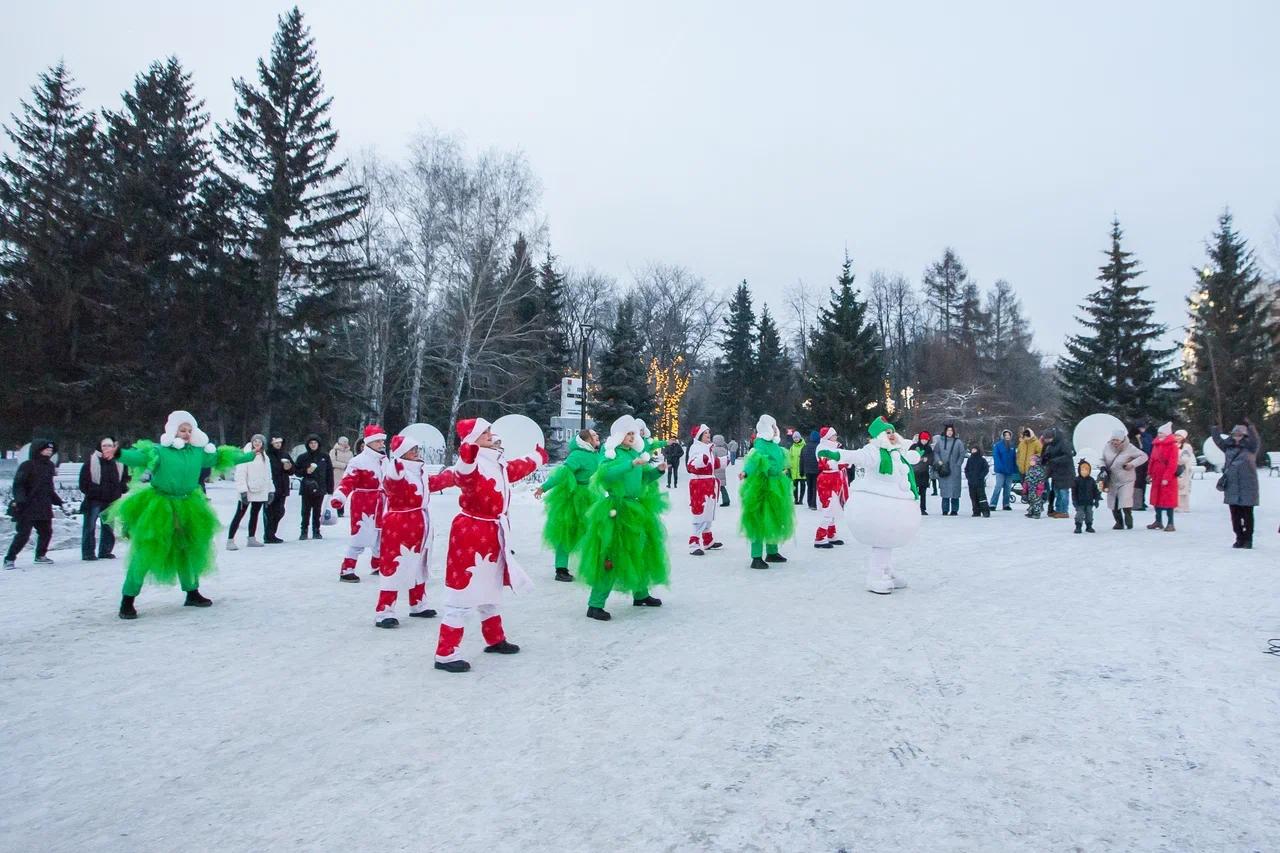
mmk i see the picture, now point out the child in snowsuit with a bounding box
[1072,460,1101,534]
[1023,456,1047,519]
[964,446,990,517]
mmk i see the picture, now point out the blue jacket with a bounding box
[992,439,1017,476]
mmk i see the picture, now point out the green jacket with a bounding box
[544,446,600,491]
[598,446,663,498]
[786,441,804,480]
[119,443,252,498]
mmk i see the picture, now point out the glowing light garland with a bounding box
[648,356,691,440]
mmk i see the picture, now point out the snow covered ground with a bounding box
[1,473,1277,852]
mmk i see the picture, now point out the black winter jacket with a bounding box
[267,445,294,494]
[78,453,128,504]
[1040,432,1076,484]
[294,438,334,497]
[963,451,989,486]
[1072,476,1101,507]
[800,441,820,476]
[662,443,684,465]
[11,441,63,521]
[910,441,934,481]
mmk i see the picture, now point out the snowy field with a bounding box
[1,473,1278,852]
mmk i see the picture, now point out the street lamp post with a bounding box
[579,324,594,431]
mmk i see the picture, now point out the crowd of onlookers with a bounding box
[3,416,1270,568]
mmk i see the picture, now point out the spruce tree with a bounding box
[1057,219,1176,425]
[1183,211,1276,432]
[0,62,107,442]
[592,296,653,426]
[752,306,788,418]
[101,57,212,429]
[215,6,367,432]
[712,281,757,442]
[804,254,884,441]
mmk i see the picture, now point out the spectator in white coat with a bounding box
[1175,430,1195,512]
[228,434,273,549]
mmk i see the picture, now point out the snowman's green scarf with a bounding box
[878,447,920,499]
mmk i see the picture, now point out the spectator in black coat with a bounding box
[910,431,934,515]
[78,436,128,561]
[964,445,991,517]
[294,434,333,540]
[662,440,684,488]
[800,430,820,510]
[264,436,293,544]
[1039,428,1076,519]
[5,440,64,569]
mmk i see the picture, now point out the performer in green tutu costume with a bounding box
[738,414,795,569]
[535,427,601,582]
[576,415,669,621]
[108,410,253,619]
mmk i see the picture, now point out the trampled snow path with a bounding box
[1,475,1277,852]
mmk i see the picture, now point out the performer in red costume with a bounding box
[434,418,547,673]
[330,425,388,582]
[373,434,457,628]
[685,423,724,555]
[814,426,849,549]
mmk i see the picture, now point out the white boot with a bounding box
[247,537,263,548]
[226,539,239,551]
[889,568,908,589]
[866,548,894,595]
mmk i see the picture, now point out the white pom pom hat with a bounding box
[161,410,209,449]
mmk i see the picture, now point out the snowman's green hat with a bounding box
[868,416,896,438]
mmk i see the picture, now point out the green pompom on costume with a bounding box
[107,411,253,605]
[576,416,669,609]
[739,415,795,561]
[541,438,601,569]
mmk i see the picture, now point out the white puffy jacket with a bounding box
[234,447,273,502]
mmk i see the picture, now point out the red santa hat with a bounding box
[819,426,838,443]
[690,423,711,442]
[390,434,420,459]
[362,424,387,444]
[456,417,491,446]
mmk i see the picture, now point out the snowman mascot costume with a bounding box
[819,416,921,594]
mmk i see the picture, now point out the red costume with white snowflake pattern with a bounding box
[331,426,389,579]
[815,427,849,545]
[374,436,456,624]
[685,424,724,554]
[435,418,548,664]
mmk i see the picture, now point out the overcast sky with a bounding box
[4,1,1278,353]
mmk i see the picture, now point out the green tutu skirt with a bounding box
[577,495,669,593]
[106,485,221,588]
[542,477,595,553]
[739,472,795,543]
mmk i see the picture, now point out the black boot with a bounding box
[829,539,844,546]
[1123,509,1134,529]
[555,568,573,582]
[312,530,322,540]
[484,640,521,654]
[586,606,612,621]
[299,530,309,541]
[1074,522,1082,534]
[184,589,212,607]
[750,558,769,569]
[409,609,437,618]
[633,596,662,607]
[434,660,471,673]
[1112,510,1124,530]
[765,553,788,563]
[376,617,399,629]
[119,595,138,620]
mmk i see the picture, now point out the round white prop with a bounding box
[1072,414,1127,460]
[1074,447,1100,467]
[490,414,545,460]
[291,443,306,460]
[399,423,446,465]
[1201,436,1225,468]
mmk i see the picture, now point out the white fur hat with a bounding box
[161,410,209,449]
[755,414,780,443]
[604,415,644,460]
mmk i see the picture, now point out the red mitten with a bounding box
[535,444,549,465]
[330,497,343,509]
[459,442,479,464]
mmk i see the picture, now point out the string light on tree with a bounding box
[648,355,690,440]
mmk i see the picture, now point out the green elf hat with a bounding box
[868,416,896,439]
